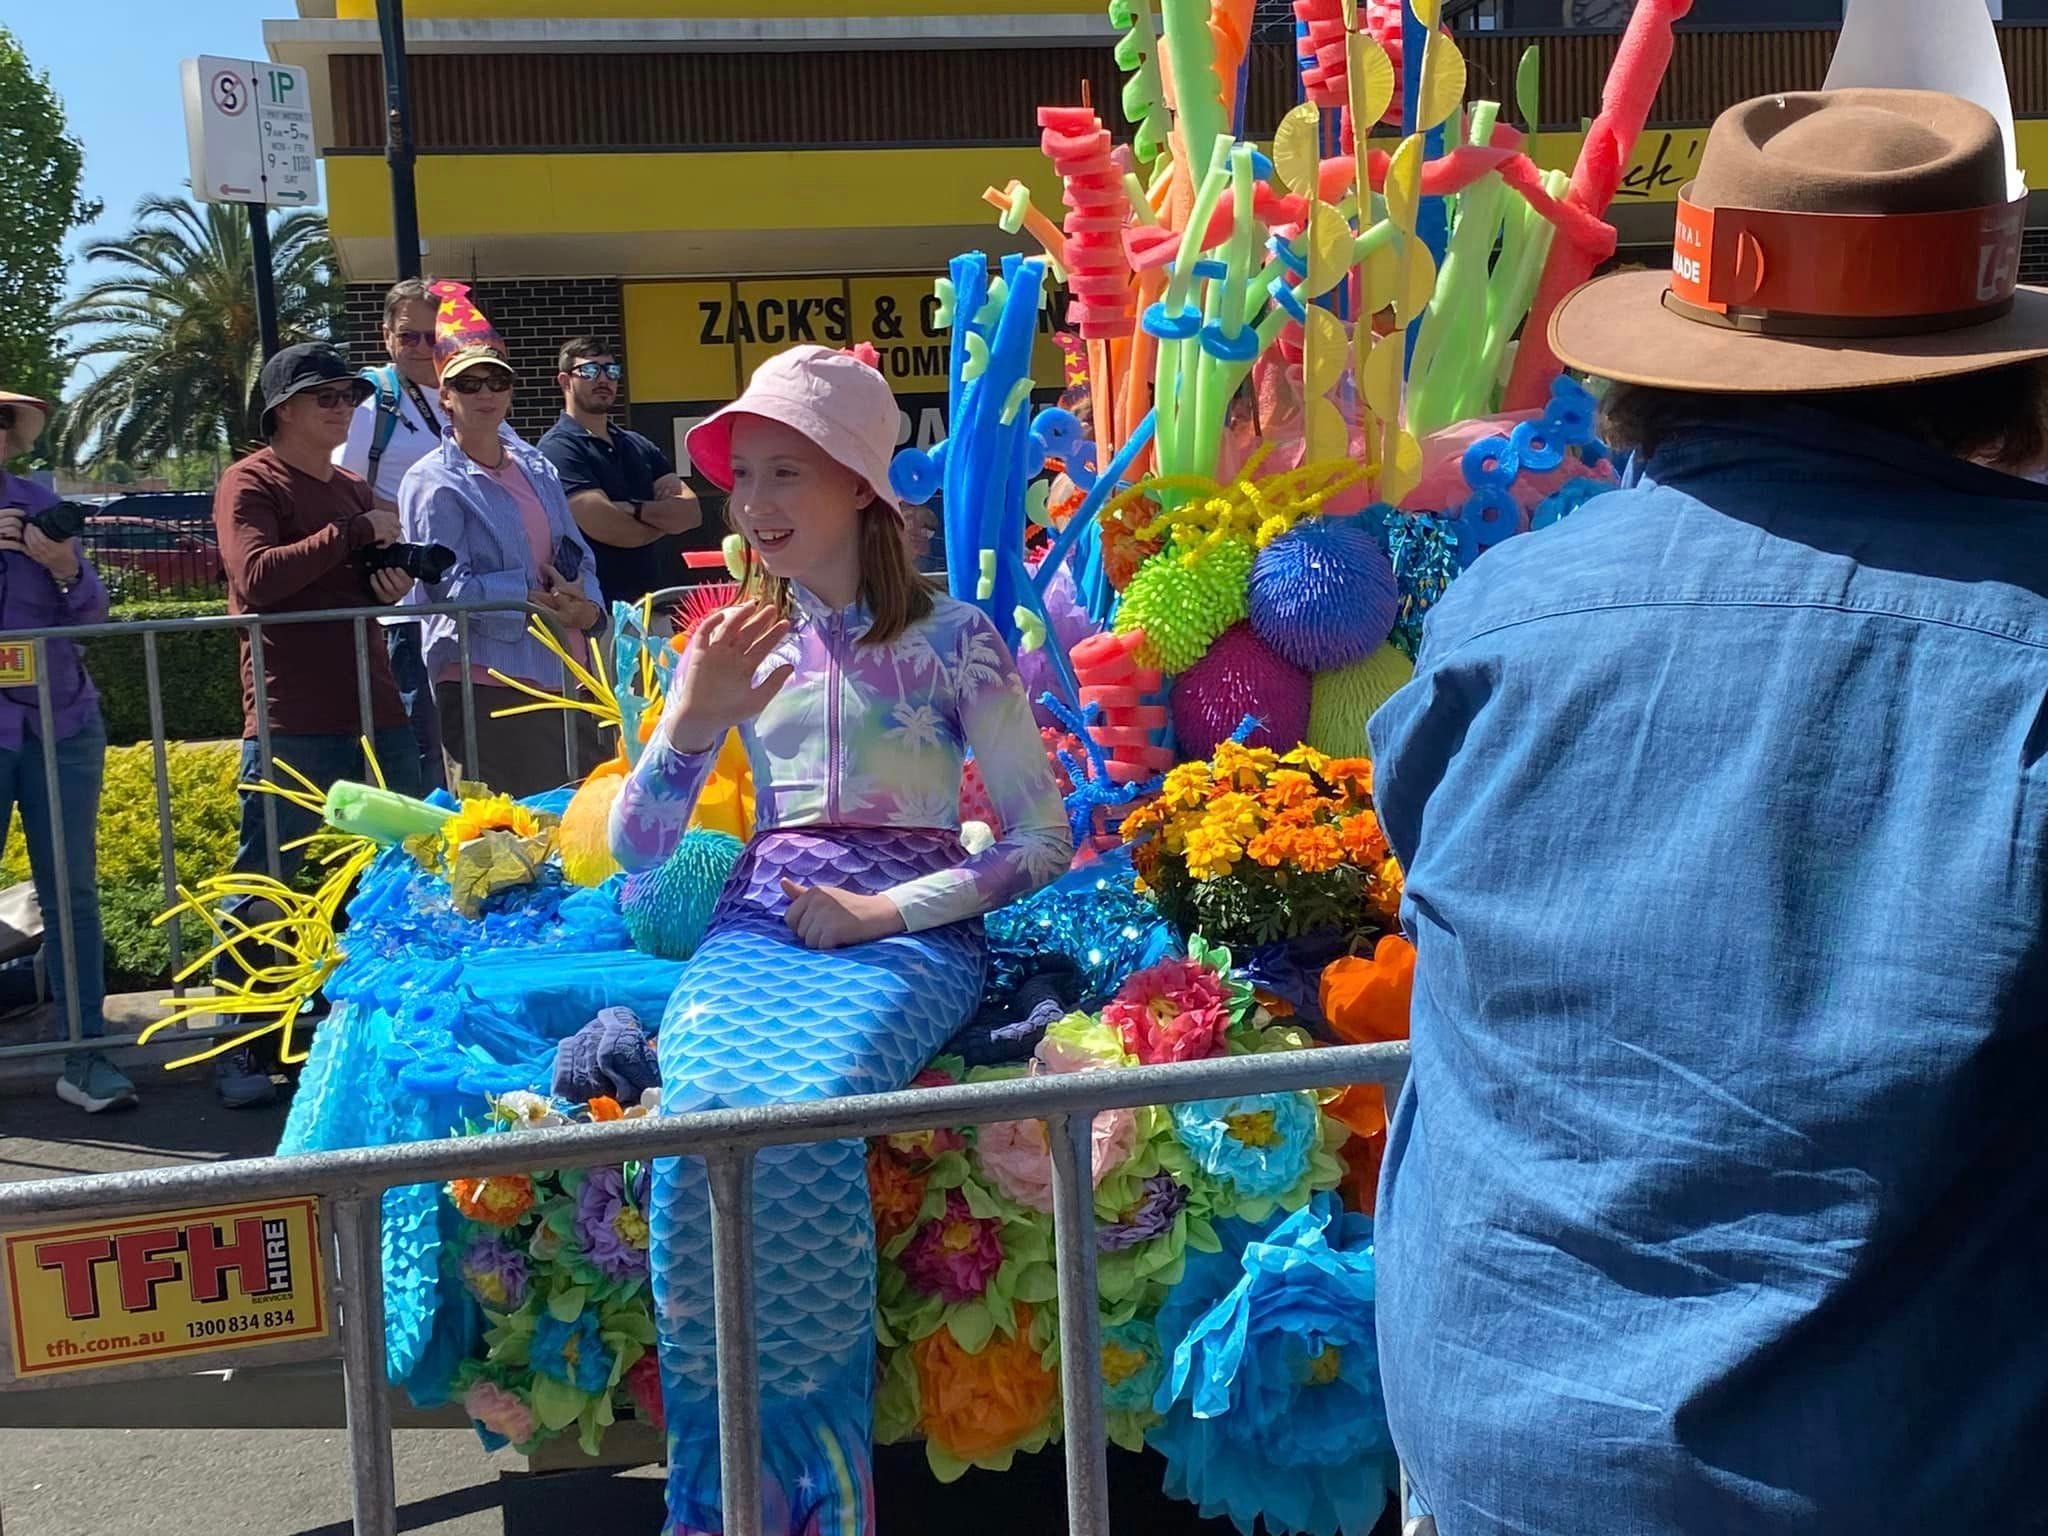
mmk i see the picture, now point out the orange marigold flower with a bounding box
[868,1146,929,1245]
[1263,768,1318,811]
[1325,756,1375,796]
[914,1305,1059,1462]
[450,1175,536,1228]
[587,1096,625,1122]
[1339,813,1390,865]
[1289,825,1346,874]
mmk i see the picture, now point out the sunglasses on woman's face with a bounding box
[569,362,623,381]
[452,371,515,395]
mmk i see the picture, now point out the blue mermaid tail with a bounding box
[650,828,987,1535]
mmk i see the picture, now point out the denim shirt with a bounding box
[1368,409,2048,1535]
[396,431,602,687]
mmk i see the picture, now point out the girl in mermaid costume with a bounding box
[607,344,1073,1536]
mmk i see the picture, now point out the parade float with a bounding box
[145,0,1688,1530]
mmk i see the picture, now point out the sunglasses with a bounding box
[569,362,623,381]
[305,386,362,410]
[451,371,515,395]
[388,328,433,349]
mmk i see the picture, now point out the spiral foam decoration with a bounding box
[1039,106,1137,340]
[1307,644,1416,759]
[620,829,745,962]
[1170,623,1311,759]
[1248,518,1400,673]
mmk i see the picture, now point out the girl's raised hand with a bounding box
[665,599,793,754]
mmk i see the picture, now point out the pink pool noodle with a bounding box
[1504,0,1695,411]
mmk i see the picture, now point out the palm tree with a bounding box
[56,195,342,466]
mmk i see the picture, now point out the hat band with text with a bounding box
[1666,193,2027,338]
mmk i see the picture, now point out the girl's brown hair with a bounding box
[737,495,934,646]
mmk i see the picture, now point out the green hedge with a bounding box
[1,741,243,992]
[84,599,243,746]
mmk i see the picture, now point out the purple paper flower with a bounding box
[1098,1172,1188,1253]
[459,1235,531,1312]
[573,1166,650,1282]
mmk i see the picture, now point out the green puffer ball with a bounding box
[1307,644,1416,758]
[1115,539,1253,674]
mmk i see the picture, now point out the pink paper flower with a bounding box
[899,1191,1006,1302]
[1103,958,1233,1064]
[979,1108,1138,1214]
[464,1379,536,1446]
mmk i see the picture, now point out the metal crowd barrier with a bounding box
[0,597,563,1063]
[0,1039,1412,1536]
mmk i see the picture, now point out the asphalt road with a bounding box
[0,1071,672,1536]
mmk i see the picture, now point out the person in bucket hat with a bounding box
[1368,89,2048,1535]
[607,344,1070,1536]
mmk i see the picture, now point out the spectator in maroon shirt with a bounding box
[209,344,422,1106]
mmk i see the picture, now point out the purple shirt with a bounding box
[0,472,109,751]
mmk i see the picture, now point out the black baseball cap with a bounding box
[259,343,371,437]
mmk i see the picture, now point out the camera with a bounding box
[356,540,456,587]
[30,501,89,542]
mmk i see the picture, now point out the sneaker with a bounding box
[56,1051,138,1114]
[214,1046,278,1109]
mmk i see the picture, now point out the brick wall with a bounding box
[341,277,627,442]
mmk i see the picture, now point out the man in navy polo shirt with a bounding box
[537,337,700,607]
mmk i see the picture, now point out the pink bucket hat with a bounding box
[687,344,904,521]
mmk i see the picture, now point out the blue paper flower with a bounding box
[531,1308,615,1395]
[1101,1318,1165,1415]
[1148,1196,1396,1536]
[1171,1090,1319,1200]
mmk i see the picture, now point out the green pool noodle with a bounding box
[324,781,450,846]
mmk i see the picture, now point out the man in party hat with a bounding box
[1368,77,2048,1536]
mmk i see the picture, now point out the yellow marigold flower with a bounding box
[445,794,540,845]
[1161,763,1212,810]
[1280,744,1330,775]
[1183,825,1243,881]
[1207,790,1262,842]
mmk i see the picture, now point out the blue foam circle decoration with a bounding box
[1200,321,1262,363]
[1144,302,1204,339]
[1461,435,1517,490]
[1509,419,1565,473]
[1247,518,1400,672]
[890,447,941,504]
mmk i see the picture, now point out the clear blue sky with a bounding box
[9,1,313,282]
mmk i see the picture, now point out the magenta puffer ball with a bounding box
[1169,624,1312,759]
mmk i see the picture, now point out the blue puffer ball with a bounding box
[620,829,744,961]
[1248,517,1399,672]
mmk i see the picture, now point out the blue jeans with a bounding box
[234,728,425,882]
[385,622,446,797]
[0,714,107,1041]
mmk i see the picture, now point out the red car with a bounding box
[82,515,223,591]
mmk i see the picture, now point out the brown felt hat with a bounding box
[1553,88,2048,393]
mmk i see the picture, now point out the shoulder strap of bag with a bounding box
[362,364,404,493]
